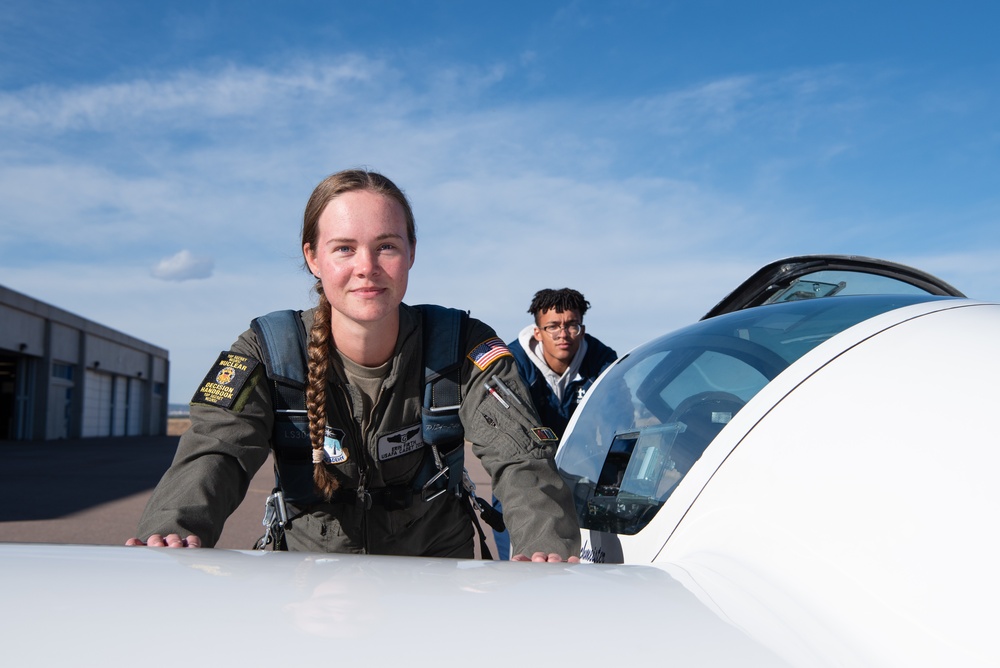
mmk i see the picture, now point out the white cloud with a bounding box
[151,250,214,281]
[0,57,385,132]
[1,53,998,404]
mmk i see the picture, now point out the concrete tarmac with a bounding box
[0,434,497,557]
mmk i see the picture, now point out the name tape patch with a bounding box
[192,351,259,409]
[377,424,424,461]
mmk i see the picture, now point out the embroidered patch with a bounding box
[191,352,259,410]
[467,337,512,371]
[532,427,559,442]
[377,424,424,461]
[323,426,348,464]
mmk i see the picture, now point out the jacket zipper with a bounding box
[337,383,370,553]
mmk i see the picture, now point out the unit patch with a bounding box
[192,352,259,410]
[377,423,424,461]
[531,427,559,442]
[467,337,512,371]
[323,426,348,464]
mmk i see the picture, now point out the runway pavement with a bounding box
[0,431,497,556]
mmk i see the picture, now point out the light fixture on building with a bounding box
[18,343,27,352]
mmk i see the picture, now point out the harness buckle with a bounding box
[254,488,290,550]
[272,489,288,525]
[462,469,477,499]
[421,467,449,502]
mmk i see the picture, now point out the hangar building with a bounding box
[1,284,169,441]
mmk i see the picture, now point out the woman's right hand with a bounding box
[125,533,202,548]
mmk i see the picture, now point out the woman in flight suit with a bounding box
[127,169,580,562]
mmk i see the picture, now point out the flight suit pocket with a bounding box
[477,399,556,459]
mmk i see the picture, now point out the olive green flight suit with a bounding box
[137,304,581,558]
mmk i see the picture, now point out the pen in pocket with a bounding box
[484,382,510,409]
[490,374,524,405]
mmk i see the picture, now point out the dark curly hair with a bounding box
[528,288,591,323]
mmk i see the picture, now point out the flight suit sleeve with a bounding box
[460,321,581,558]
[135,328,273,548]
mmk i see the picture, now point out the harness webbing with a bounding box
[250,305,499,557]
[251,310,308,390]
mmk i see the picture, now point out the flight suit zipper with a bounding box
[360,380,392,552]
[336,383,370,553]
[338,377,392,554]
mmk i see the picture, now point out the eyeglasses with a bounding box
[540,322,582,337]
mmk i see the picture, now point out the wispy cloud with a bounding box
[151,250,214,281]
[2,50,998,402]
[0,57,385,132]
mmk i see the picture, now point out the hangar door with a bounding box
[127,378,144,435]
[111,376,128,436]
[1,353,34,440]
[82,370,113,437]
[82,371,145,437]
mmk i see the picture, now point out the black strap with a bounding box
[417,305,468,497]
[475,496,505,533]
[463,496,494,560]
[418,304,466,412]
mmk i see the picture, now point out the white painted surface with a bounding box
[661,303,1000,666]
[0,543,788,667]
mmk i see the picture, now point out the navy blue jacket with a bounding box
[508,333,618,438]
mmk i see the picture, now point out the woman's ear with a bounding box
[303,243,319,277]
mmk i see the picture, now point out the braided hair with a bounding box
[300,168,416,500]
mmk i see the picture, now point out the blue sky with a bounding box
[2,1,998,404]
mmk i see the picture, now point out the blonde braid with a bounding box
[306,284,341,500]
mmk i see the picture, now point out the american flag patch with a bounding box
[468,337,512,371]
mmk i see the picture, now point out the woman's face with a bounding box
[304,189,415,329]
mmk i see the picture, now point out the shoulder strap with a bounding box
[251,310,309,420]
[250,309,310,537]
[417,304,467,411]
[414,305,467,499]
[250,310,308,389]
[417,305,504,554]
[252,306,464,398]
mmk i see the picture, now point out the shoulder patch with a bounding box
[531,427,559,443]
[191,351,260,410]
[467,337,513,371]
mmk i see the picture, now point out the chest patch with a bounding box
[322,426,348,464]
[377,424,424,461]
[191,351,259,410]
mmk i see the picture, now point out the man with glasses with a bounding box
[492,287,618,558]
